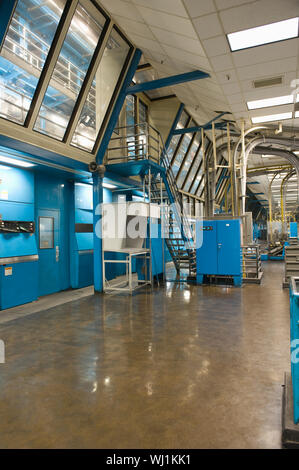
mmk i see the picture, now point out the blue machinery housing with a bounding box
[196,219,242,287]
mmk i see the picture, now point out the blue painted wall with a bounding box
[0,165,38,308]
[0,161,164,307]
[70,183,114,288]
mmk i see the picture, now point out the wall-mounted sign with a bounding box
[0,190,8,200]
[4,267,12,276]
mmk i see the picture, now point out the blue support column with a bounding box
[96,48,142,165]
[93,171,104,293]
[0,0,16,47]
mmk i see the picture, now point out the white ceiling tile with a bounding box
[149,27,206,56]
[183,0,216,17]
[202,35,230,57]
[248,103,294,117]
[191,80,223,95]
[227,93,243,104]
[141,49,169,65]
[240,72,297,97]
[229,102,248,113]
[215,69,238,84]
[241,83,292,98]
[136,6,198,38]
[129,35,165,53]
[215,0,255,9]
[237,57,297,81]
[219,0,299,34]
[100,0,144,22]
[233,111,251,119]
[193,13,223,39]
[210,54,234,71]
[189,86,225,102]
[221,82,242,95]
[132,0,188,17]
[161,44,211,70]
[112,16,155,40]
[232,39,299,68]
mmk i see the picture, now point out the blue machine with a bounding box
[0,165,38,309]
[196,218,242,287]
[290,222,298,239]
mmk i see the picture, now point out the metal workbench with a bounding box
[103,248,151,294]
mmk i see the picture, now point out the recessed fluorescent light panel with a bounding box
[103,183,117,189]
[251,112,292,123]
[295,111,299,118]
[0,155,34,167]
[227,17,299,51]
[247,95,295,110]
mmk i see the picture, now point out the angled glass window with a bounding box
[171,131,193,179]
[190,166,203,194]
[126,94,136,157]
[139,99,148,124]
[197,176,205,197]
[177,110,189,129]
[167,134,180,162]
[0,0,66,125]
[71,27,131,152]
[177,132,200,188]
[34,2,106,140]
[183,146,203,192]
[172,120,195,179]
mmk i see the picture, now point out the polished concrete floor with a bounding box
[0,261,290,448]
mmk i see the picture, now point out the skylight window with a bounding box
[247,95,295,110]
[251,112,292,123]
[227,17,299,51]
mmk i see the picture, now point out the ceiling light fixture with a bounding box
[227,17,299,51]
[247,95,295,110]
[103,182,117,189]
[251,112,292,124]
[0,155,34,168]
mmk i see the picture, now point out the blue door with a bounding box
[217,220,241,275]
[197,220,218,274]
[37,209,61,296]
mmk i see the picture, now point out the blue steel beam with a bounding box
[0,0,16,47]
[172,122,225,135]
[96,48,142,165]
[172,112,231,135]
[126,70,210,94]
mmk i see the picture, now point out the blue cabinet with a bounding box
[196,219,242,286]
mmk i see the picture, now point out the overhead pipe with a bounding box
[281,170,295,231]
[240,138,299,216]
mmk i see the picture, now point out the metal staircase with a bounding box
[147,140,196,277]
[106,122,197,277]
